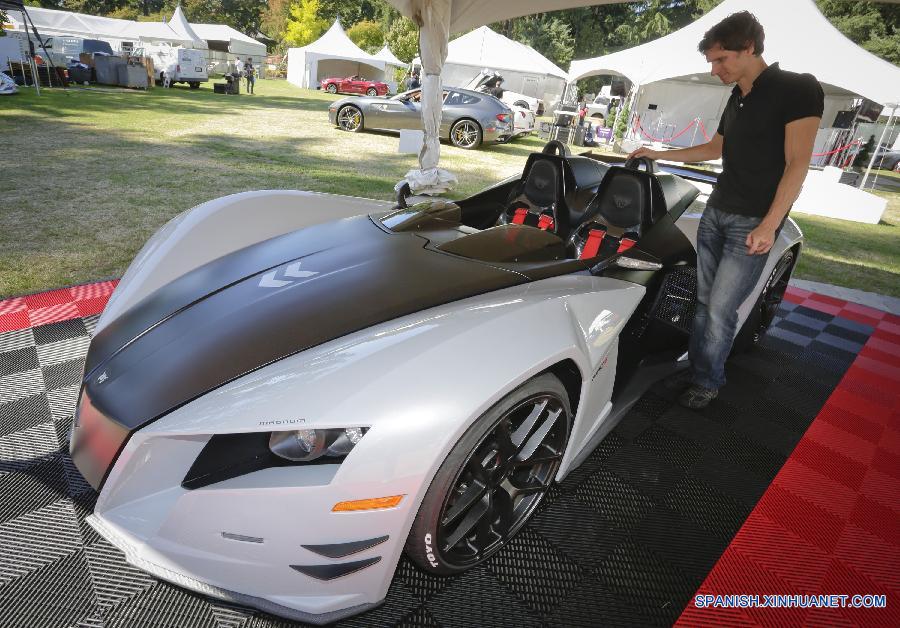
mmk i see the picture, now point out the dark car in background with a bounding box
[321,75,389,96]
[328,87,513,149]
[874,147,900,171]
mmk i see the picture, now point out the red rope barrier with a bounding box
[632,116,711,144]
[812,139,860,157]
[696,119,711,142]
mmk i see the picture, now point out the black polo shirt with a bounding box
[709,63,824,218]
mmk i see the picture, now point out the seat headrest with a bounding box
[523,159,559,208]
[593,168,646,229]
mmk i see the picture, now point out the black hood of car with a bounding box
[82,216,528,431]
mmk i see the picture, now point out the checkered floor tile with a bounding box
[0,283,894,627]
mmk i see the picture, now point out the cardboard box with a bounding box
[79,52,94,67]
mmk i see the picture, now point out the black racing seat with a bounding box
[570,158,658,260]
[501,140,607,240]
[502,145,568,235]
[584,165,653,237]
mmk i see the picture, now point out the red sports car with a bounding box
[321,75,389,97]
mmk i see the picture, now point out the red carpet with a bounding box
[0,281,118,333]
[677,288,899,627]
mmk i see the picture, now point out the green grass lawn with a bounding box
[1,80,898,298]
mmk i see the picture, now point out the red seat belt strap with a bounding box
[537,214,555,230]
[512,208,528,224]
[580,229,605,259]
[617,237,637,253]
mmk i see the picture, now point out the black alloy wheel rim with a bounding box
[759,252,794,336]
[436,393,568,568]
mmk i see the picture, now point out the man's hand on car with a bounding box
[627,147,660,160]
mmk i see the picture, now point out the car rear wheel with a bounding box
[734,249,796,352]
[189,82,200,90]
[405,373,571,575]
[366,87,377,96]
[336,105,363,132]
[450,119,482,149]
[326,83,337,94]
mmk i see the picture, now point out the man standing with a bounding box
[245,57,255,94]
[629,11,823,409]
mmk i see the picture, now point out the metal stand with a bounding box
[859,104,898,189]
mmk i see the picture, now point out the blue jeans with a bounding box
[689,206,770,390]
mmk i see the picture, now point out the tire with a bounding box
[325,83,337,94]
[336,105,363,132]
[450,119,482,149]
[513,100,529,110]
[733,249,796,352]
[189,82,200,90]
[405,373,571,575]
[366,87,377,96]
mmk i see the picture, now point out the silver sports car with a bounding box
[69,142,801,624]
[328,87,514,149]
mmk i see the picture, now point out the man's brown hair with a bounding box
[698,11,765,56]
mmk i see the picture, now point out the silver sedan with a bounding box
[327,87,514,149]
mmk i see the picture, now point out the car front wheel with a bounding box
[326,83,337,94]
[450,119,482,149]
[336,105,363,132]
[405,373,571,575]
[366,87,377,96]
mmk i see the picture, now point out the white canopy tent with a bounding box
[190,24,266,59]
[384,0,629,196]
[286,20,386,89]
[413,26,568,105]
[4,5,265,63]
[568,0,900,149]
[7,6,199,49]
[374,45,404,68]
[166,5,207,50]
[373,44,404,91]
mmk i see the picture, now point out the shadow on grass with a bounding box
[13,85,335,120]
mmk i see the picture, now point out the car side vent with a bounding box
[633,266,697,338]
[653,267,697,334]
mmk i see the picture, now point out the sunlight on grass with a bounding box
[1,79,898,299]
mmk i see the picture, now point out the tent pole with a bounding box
[859,105,897,190]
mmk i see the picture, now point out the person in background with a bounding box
[489,76,505,100]
[628,11,823,409]
[411,70,421,90]
[245,57,255,94]
[234,56,244,77]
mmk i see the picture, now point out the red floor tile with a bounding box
[0,309,31,334]
[809,292,849,307]
[842,302,887,320]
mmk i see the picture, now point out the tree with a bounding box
[181,0,268,36]
[385,15,417,63]
[261,0,291,42]
[347,19,382,53]
[816,0,900,66]
[283,0,327,47]
[510,16,574,69]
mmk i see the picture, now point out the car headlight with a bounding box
[182,427,370,490]
[269,427,368,462]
